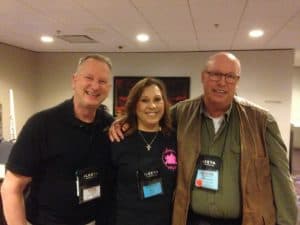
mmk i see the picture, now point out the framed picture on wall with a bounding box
[113,76,190,117]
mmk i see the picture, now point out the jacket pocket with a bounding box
[246,157,271,193]
[255,157,271,191]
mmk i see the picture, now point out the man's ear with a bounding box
[201,72,205,83]
[235,76,240,87]
[71,73,77,89]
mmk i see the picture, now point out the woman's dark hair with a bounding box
[122,77,172,135]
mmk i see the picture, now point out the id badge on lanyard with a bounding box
[136,169,164,199]
[76,167,101,204]
[194,155,221,191]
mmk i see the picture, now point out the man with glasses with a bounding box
[1,55,114,225]
[171,52,297,225]
[109,52,297,225]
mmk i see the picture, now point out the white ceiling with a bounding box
[1,0,300,57]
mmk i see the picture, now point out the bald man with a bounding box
[171,52,297,225]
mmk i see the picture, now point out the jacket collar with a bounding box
[199,95,232,122]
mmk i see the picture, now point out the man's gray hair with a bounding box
[77,54,112,72]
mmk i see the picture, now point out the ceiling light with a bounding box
[40,35,54,43]
[136,33,149,42]
[249,29,264,38]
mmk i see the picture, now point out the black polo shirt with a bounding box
[6,99,114,225]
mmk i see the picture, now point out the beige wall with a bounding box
[35,52,210,111]
[36,50,294,148]
[292,67,300,148]
[0,44,296,150]
[292,67,300,127]
[0,43,37,140]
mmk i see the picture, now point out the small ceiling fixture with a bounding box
[56,34,97,43]
[136,33,149,42]
[249,29,264,38]
[40,35,54,43]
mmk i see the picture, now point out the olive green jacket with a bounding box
[171,96,296,225]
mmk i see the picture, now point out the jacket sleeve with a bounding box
[170,104,178,129]
[266,114,298,225]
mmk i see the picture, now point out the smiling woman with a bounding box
[113,76,190,118]
[110,77,177,225]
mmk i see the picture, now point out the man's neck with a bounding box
[75,110,96,123]
[203,99,230,118]
[73,103,96,123]
[206,108,225,118]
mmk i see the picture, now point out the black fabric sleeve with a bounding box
[6,113,44,177]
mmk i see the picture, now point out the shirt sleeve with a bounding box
[266,114,298,225]
[6,113,44,177]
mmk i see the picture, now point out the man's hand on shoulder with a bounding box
[108,120,128,142]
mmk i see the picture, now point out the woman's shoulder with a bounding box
[111,131,139,149]
[161,130,177,141]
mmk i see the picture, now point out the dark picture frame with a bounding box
[113,76,190,117]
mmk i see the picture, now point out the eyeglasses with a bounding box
[205,71,240,83]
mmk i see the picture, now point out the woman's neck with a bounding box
[138,125,161,132]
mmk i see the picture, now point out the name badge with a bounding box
[76,167,101,204]
[136,169,164,199]
[194,155,221,191]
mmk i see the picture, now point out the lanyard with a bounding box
[203,114,231,159]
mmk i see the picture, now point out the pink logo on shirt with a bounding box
[162,148,177,170]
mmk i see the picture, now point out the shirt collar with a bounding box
[61,98,103,127]
[200,96,232,122]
